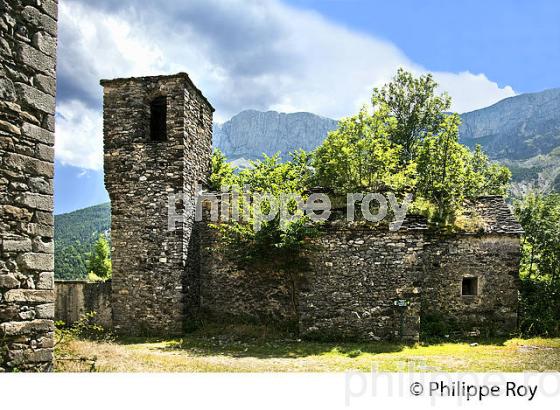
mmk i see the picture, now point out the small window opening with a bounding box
[461,277,478,296]
[150,96,167,141]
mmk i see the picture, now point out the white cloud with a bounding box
[56,0,515,170]
[55,100,103,170]
[435,71,515,113]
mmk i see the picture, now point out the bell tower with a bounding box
[101,73,213,335]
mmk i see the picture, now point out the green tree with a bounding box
[416,114,473,222]
[372,68,451,163]
[515,193,560,336]
[209,148,236,190]
[516,193,560,280]
[312,69,510,223]
[467,144,512,197]
[206,150,316,261]
[87,234,112,281]
[312,106,412,193]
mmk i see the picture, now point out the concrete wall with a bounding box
[102,74,213,336]
[54,280,112,329]
[0,0,57,372]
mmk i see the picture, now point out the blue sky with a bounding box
[54,0,560,214]
[286,0,560,94]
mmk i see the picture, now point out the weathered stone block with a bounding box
[35,303,54,319]
[41,0,58,20]
[36,272,54,289]
[0,77,16,101]
[0,119,20,135]
[16,253,54,271]
[36,143,54,161]
[27,179,52,197]
[0,274,20,289]
[0,319,54,336]
[5,152,54,177]
[16,42,55,74]
[14,82,56,114]
[44,113,55,131]
[21,5,57,35]
[27,223,54,237]
[8,348,53,365]
[2,238,32,252]
[32,32,56,58]
[22,122,54,145]
[18,310,36,320]
[20,193,53,211]
[34,73,56,96]
[36,333,55,348]
[32,237,53,253]
[1,205,33,222]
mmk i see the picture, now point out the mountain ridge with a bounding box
[55,89,560,278]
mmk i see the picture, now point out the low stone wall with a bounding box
[54,280,112,329]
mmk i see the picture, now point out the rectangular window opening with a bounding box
[461,277,478,296]
[150,96,167,141]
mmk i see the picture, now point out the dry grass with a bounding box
[54,324,560,372]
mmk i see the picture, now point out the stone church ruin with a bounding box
[60,73,523,342]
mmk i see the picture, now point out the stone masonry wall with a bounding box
[54,280,112,329]
[197,218,520,341]
[102,74,212,336]
[300,226,424,341]
[421,233,521,335]
[0,0,57,371]
[198,221,299,327]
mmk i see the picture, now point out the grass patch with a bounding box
[55,324,560,372]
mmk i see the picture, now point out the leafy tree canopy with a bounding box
[515,193,560,336]
[312,69,511,223]
[87,234,112,282]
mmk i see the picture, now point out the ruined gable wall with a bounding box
[0,0,57,371]
[421,233,521,335]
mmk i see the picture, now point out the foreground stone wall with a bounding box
[54,280,112,329]
[0,0,57,371]
[421,234,521,335]
[102,74,213,335]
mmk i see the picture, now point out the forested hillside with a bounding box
[54,203,111,280]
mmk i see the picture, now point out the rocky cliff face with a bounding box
[213,88,560,194]
[459,88,560,161]
[213,109,338,161]
[459,88,560,195]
